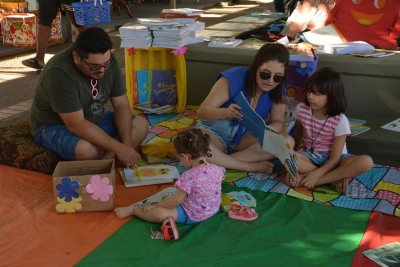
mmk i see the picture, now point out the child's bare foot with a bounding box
[284,172,304,187]
[247,161,274,174]
[114,206,135,218]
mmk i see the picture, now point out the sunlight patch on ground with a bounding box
[251,0,273,3]
[200,13,227,18]
[205,6,257,14]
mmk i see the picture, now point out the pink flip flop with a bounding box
[161,216,180,240]
[228,203,258,222]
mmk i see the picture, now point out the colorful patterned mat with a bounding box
[145,107,400,217]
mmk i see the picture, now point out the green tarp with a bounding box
[77,186,370,267]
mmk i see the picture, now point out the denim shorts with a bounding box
[301,149,353,167]
[196,119,241,153]
[33,111,120,160]
[176,204,199,224]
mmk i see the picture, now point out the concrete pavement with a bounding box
[0,0,274,127]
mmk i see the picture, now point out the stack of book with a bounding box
[119,23,152,49]
[150,25,191,49]
[137,18,204,49]
[160,8,204,19]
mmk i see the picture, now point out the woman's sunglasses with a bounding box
[259,71,284,83]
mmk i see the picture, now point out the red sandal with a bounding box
[228,203,258,222]
[161,216,180,240]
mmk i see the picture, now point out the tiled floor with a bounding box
[0,99,32,120]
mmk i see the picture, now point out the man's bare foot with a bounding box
[114,206,135,218]
[247,160,274,174]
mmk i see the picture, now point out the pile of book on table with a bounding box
[119,8,205,50]
[119,23,152,48]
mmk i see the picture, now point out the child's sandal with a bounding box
[161,216,180,240]
[228,203,258,222]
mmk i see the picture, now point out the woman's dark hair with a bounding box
[246,43,290,104]
[74,27,113,58]
[305,67,347,116]
[173,129,212,160]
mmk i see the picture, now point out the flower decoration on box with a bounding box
[85,175,114,202]
[56,176,80,202]
[56,196,83,213]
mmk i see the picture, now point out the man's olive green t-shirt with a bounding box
[30,45,126,134]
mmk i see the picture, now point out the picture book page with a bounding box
[234,92,298,178]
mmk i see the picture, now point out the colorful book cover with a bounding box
[151,70,177,105]
[220,191,257,213]
[136,70,149,103]
[131,70,138,104]
[348,118,367,125]
[147,70,153,103]
[119,165,179,188]
[348,117,371,137]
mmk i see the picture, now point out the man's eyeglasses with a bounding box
[79,54,111,72]
[259,71,284,83]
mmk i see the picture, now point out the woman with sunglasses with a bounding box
[196,43,293,174]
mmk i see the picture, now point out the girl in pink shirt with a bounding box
[115,129,225,225]
[285,67,373,194]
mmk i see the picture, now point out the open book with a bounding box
[119,165,179,187]
[234,92,299,179]
[381,118,400,133]
[363,242,400,267]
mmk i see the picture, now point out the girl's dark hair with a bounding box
[173,129,212,160]
[305,67,347,116]
[74,27,113,58]
[246,43,290,104]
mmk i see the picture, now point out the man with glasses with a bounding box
[30,27,148,168]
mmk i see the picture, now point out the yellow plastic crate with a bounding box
[124,47,187,113]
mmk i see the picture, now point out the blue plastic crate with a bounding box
[72,0,111,26]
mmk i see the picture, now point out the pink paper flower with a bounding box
[171,46,187,56]
[86,175,114,202]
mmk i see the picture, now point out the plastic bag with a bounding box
[141,141,176,158]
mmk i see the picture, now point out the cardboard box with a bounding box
[53,159,115,213]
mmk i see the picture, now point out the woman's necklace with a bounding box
[309,114,329,154]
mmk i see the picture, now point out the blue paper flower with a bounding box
[296,61,314,76]
[56,177,80,202]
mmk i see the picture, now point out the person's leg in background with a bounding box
[274,0,285,12]
[22,0,59,70]
[22,0,85,70]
